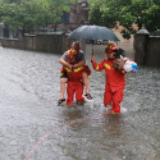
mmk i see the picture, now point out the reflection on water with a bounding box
[0,47,160,160]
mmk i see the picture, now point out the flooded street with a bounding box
[0,45,160,160]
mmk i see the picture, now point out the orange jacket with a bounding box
[92,59,126,92]
[61,64,91,83]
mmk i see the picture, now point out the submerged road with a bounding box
[0,45,160,160]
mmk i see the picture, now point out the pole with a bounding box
[91,40,94,55]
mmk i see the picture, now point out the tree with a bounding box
[0,0,77,32]
[88,0,160,39]
[37,0,77,31]
[0,0,43,32]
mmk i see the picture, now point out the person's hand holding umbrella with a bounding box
[91,55,96,63]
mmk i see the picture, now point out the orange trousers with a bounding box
[104,85,124,113]
[66,81,85,105]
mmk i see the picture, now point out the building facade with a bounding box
[0,0,90,38]
[57,0,90,32]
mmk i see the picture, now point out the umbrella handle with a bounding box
[92,41,94,55]
[91,41,94,63]
[92,49,94,55]
[91,52,94,63]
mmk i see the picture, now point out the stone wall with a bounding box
[134,29,160,67]
[145,36,160,66]
[0,32,86,54]
[0,32,86,55]
[0,32,73,54]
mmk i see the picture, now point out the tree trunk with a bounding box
[54,23,57,32]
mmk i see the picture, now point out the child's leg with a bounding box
[82,72,89,94]
[66,84,75,105]
[112,88,124,113]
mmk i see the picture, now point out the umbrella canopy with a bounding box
[69,25,120,41]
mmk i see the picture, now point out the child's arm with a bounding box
[73,61,85,69]
[59,58,73,69]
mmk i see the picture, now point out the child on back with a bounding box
[61,49,91,105]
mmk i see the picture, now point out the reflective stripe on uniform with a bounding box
[64,67,72,72]
[74,67,83,72]
[109,44,114,49]
[96,65,99,70]
[104,63,110,69]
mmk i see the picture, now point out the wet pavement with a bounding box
[0,45,160,160]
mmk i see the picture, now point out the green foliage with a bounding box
[88,0,118,28]
[88,0,160,39]
[0,0,77,32]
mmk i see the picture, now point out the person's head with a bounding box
[71,41,80,53]
[105,43,118,60]
[67,49,77,64]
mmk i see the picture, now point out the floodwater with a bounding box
[0,45,160,160]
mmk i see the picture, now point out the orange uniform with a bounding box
[61,64,91,105]
[92,59,126,113]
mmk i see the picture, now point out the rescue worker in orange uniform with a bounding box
[91,44,126,114]
[61,49,91,106]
